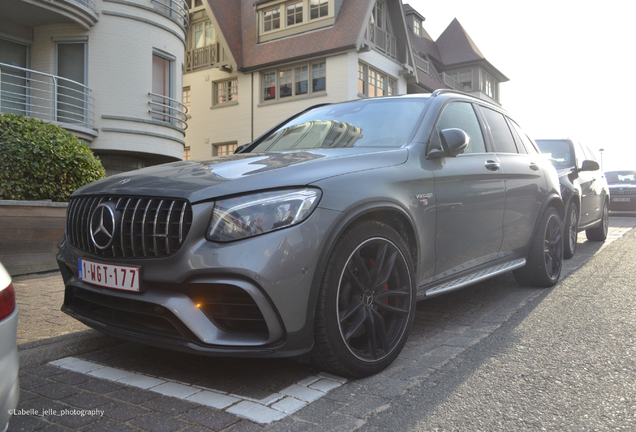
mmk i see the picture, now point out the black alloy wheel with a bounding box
[311,221,415,377]
[563,202,579,259]
[513,206,563,287]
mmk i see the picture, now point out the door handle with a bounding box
[529,162,540,171]
[485,160,500,171]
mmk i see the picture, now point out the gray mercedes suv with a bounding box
[57,90,563,377]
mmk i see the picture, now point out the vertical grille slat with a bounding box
[65,196,192,259]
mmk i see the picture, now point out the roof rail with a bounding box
[431,89,478,99]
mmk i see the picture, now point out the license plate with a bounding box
[613,197,631,202]
[78,259,140,292]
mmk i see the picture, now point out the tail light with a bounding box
[0,282,16,320]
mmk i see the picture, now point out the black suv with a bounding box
[535,139,610,258]
[58,90,564,377]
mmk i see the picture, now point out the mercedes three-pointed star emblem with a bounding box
[90,203,117,250]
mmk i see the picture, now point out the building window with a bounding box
[448,68,472,91]
[192,21,215,49]
[151,51,174,123]
[480,70,498,100]
[214,79,238,105]
[262,61,326,102]
[264,8,281,32]
[213,142,237,156]
[182,86,190,114]
[56,41,87,125]
[287,2,303,26]
[310,0,328,19]
[358,63,396,98]
[368,0,396,58]
[183,146,191,160]
[413,18,422,37]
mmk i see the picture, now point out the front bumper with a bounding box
[57,204,340,357]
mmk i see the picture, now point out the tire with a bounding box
[513,206,563,287]
[563,202,579,259]
[586,200,609,241]
[311,221,416,377]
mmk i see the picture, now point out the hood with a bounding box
[75,148,409,203]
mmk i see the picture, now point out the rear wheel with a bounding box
[514,207,563,287]
[563,202,579,259]
[586,200,609,241]
[311,221,416,377]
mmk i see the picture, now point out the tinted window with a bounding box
[606,171,636,184]
[435,102,486,153]
[250,98,428,151]
[481,107,518,153]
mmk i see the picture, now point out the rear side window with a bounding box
[509,120,539,155]
[481,107,518,153]
[435,102,486,154]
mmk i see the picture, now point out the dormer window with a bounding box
[264,8,281,32]
[413,18,422,37]
[257,0,334,42]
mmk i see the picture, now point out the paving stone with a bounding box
[226,401,286,424]
[265,416,313,432]
[87,366,136,382]
[128,412,189,432]
[185,390,240,409]
[100,401,149,422]
[39,423,69,432]
[32,383,80,400]
[279,384,324,403]
[16,390,39,403]
[79,418,139,432]
[141,395,199,416]
[5,412,50,431]
[311,412,360,432]
[17,374,50,391]
[223,419,264,432]
[59,359,106,374]
[150,381,201,399]
[108,387,161,405]
[308,378,343,393]
[364,377,411,399]
[76,379,127,395]
[270,396,306,414]
[293,396,344,423]
[27,364,67,378]
[337,395,387,419]
[16,397,67,414]
[48,371,92,386]
[322,382,364,403]
[116,373,166,390]
[60,391,110,409]
[179,406,241,431]
[47,409,101,429]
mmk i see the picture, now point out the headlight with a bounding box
[207,188,322,242]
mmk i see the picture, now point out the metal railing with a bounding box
[369,24,396,59]
[148,92,188,132]
[0,62,94,128]
[442,72,464,91]
[73,0,96,11]
[185,44,219,72]
[151,0,189,27]
[415,56,429,74]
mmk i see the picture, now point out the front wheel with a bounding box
[311,221,416,377]
[514,206,563,287]
[586,200,609,241]
[563,202,579,259]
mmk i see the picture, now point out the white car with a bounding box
[0,263,19,432]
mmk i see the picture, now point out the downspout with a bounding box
[251,72,254,142]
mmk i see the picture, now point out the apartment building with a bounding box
[0,0,188,175]
[182,0,508,161]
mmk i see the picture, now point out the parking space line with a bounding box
[49,357,346,424]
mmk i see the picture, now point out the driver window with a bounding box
[435,102,486,154]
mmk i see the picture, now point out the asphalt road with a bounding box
[10,217,636,431]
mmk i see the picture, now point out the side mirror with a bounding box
[580,159,600,172]
[427,128,469,159]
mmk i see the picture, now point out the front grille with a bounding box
[66,196,193,258]
[610,189,636,195]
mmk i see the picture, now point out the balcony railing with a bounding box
[0,62,93,128]
[185,44,219,72]
[148,92,188,132]
[415,56,429,75]
[151,0,189,27]
[442,73,464,91]
[369,24,396,59]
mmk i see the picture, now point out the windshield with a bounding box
[535,140,573,167]
[606,171,636,184]
[249,98,428,152]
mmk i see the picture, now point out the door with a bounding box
[576,142,602,226]
[431,102,505,279]
[479,107,546,257]
[0,38,28,116]
[56,42,87,125]
[151,53,172,123]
